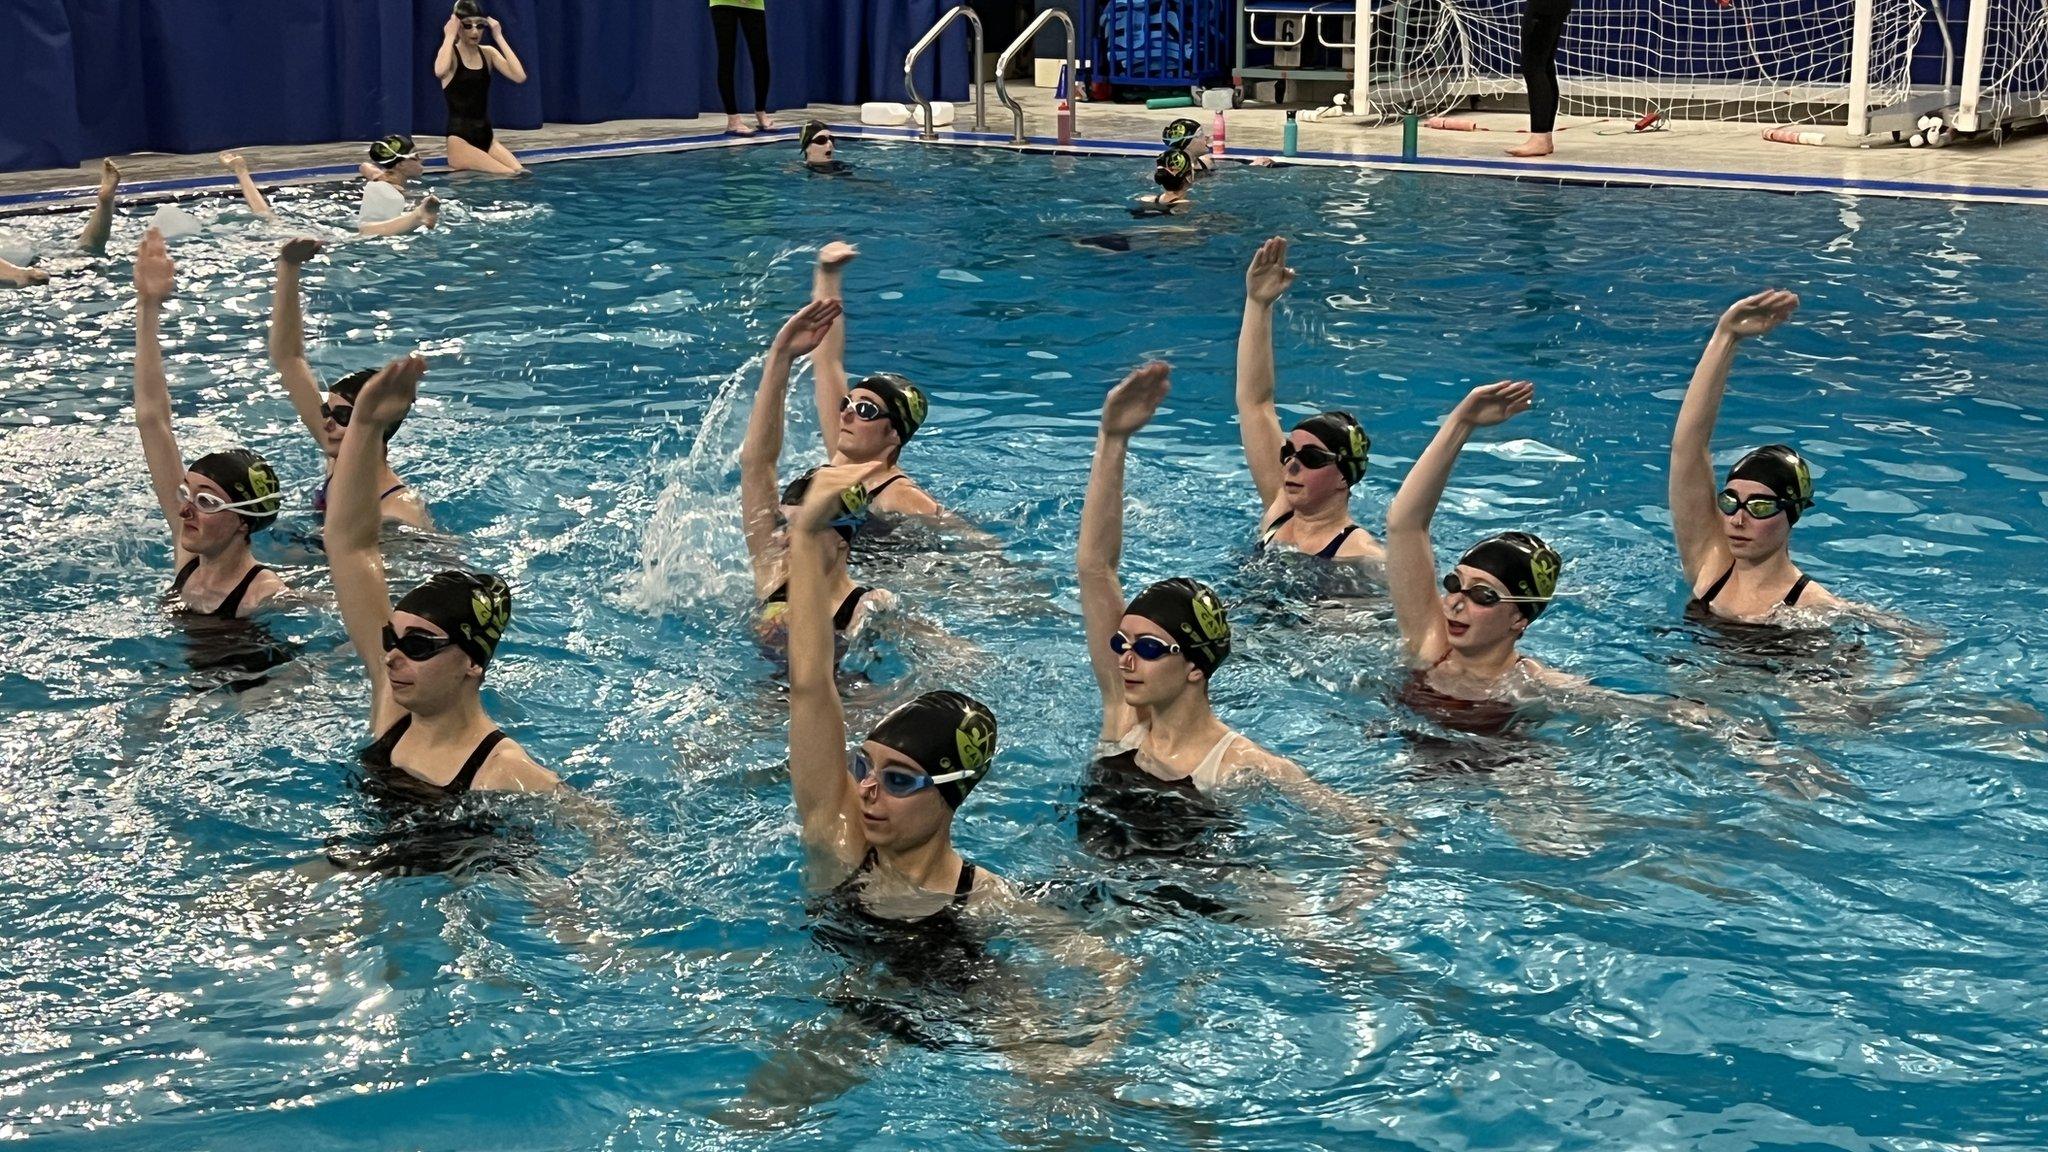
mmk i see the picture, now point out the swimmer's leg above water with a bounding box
[77,158,121,256]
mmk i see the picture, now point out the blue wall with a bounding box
[0,0,971,173]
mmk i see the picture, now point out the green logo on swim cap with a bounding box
[903,388,928,430]
[1190,587,1230,645]
[1790,455,1814,503]
[469,586,511,649]
[1528,546,1561,600]
[953,710,996,774]
[1347,423,1369,470]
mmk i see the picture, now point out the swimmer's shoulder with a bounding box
[238,570,292,618]
[872,477,940,516]
[472,738,563,793]
[1219,736,1307,789]
[1333,527,1386,565]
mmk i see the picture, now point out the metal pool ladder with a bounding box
[904,4,988,141]
[995,9,1078,145]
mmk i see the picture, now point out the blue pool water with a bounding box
[2,141,2046,1149]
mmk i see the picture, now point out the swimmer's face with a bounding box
[459,17,486,41]
[837,387,900,463]
[1719,478,1791,560]
[320,393,352,457]
[1184,133,1211,159]
[1115,612,1203,706]
[1441,566,1527,651]
[390,157,423,182]
[804,132,835,165]
[383,610,480,710]
[179,472,251,549]
[1281,429,1349,512]
[855,740,953,850]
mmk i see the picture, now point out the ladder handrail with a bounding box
[994,9,1079,145]
[905,4,988,141]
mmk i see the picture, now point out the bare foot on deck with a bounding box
[755,112,778,131]
[1506,133,1555,158]
[725,115,756,136]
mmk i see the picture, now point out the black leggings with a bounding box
[711,5,772,116]
[1520,0,1575,134]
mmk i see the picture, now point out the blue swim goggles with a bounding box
[849,749,974,799]
[1109,630,1180,661]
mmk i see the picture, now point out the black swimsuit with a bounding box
[762,585,874,633]
[327,714,521,876]
[443,53,494,151]
[170,558,268,619]
[358,713,507,797]
[1257,510,1360,559]
[811,848,988,1045]
[1689,564,1812,618]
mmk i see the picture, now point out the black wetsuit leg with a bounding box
[712,6,742,115]
[738,7,771,112]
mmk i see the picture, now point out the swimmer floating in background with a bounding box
[741,299,894,653]
[269,238,432,529]
[806,242,944,516]
[1129,148,1194,217]
[436,0,530,175]
[328,355,559,793]
[0,159,121,286]
[1236,237,1381,564]
[130,229,289,619]
[799,120,852,175]
[221,138,439,237]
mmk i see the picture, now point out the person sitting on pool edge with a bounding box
[329,354,558,793]
[1386,380,1587,713]
[131,228,289,619]
[436,1,530,175]
[1130,149,1193,217]
[1667,289,1843,623]
[799,121,852,175]
[220,137,439,237]
[806,242,943,516]
[268,238,431,529]
[742,299,893,652]
[1082,361,1358,801]
[1236,237,1380,564]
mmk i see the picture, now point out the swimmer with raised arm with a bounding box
[742,299,893,649]
[1386,381,1583,711]
[1668,290,1843,623]
[807,243,943,517]
[328,356,557,794]
[268,238,431,529]
[1236,238,1380,564]
[222,139,438,236]
[131,229,288,618]
[435,1,530,175]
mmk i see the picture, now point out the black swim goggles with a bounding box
[321,402,355,428]
[808,133,835,148]
[461,18,487,29]
[849,749,973,799]
[382,624,460,661]
[840,395,887,423]
[1441,572,1548,608]
[1280,442,1340,471]
[176,482,277,517]
[1717,489,1795,520]
[1109,630,1181,661]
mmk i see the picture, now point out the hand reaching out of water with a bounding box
[818,241,858,269]
[1099,362,1171,438]
[354,355,427,428]
[278,237,322,266]
[772,299,843,358]
[1451,380,1534,428]
[133,229,174,303]
[1244,236,1294,306]
[1716,289,1799,340]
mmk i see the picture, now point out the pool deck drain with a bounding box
[2,88,2045,214]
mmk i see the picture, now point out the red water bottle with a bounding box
[1212,109,1227,156]
[1057,99,1073,146]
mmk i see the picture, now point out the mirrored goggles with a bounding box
[1717,489,1794,520]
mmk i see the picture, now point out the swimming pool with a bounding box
[3,140,2046,1149]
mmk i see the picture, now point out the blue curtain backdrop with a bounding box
[0,0,970,173]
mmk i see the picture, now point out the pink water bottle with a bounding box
[1057,99,1073,147]
[1211,109,1227,156]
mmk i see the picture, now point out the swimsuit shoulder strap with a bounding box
[1696,563,1737,606]
[171,557,199,594]
[834,586,872,632]
[859,846,880,873]
[762,582,789,606]
[952,860,977,904]
[215,564,269,618]
[363,713,414,765]
[379,483,407,500]
[1258,509,1295,549]
[1317,524,1360,559]
[867,473,905,498]
[1784,574,1812,606]
[447,729,509,794]
[1193,728,1243,789]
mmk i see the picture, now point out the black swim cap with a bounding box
[778,466,872,543]
[866,690,998,809]
[1456,531,1562,621]
[188,449,283,533]
[1123,578,1232,677]
[1293,410,1370,485]
[1727,444,1815,525]
[851,373,928,444]
[368,134,418,169]
[394,570,512,667]
[1154,148,1193,189]
[1162,118,1204,148]
[330,368,403,445]
[799,120,831,151]
[452,0,483,18]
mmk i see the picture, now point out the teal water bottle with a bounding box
[1402,113,1419,159]
[1283,110,1298,157]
